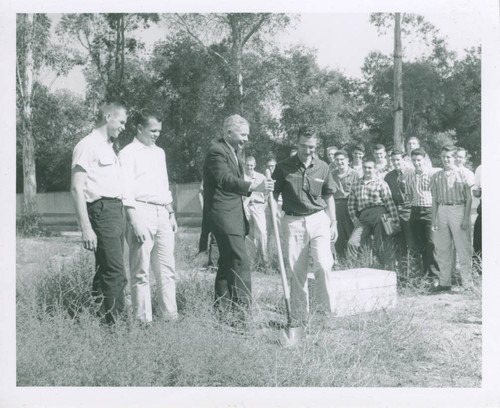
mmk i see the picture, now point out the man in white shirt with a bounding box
[244,156,268,264]
[119,110,178,324]
[71,101,128,325]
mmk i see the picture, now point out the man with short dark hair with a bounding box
[430,145,474,292]
[348,156,399,268]
[119,110,179,324]
[331,150,359,259]
[405,148,440,279]
[384,150,414,265]
[351,144,365,177]
[203,115,274,324]
[71,101,128,325]
[373,144,391,177]
[326,146,338,172]
[273,125,338,326]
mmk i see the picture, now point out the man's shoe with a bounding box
[430,283,451,293]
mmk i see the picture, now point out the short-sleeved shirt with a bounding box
[474,165,481,191]
[118,137,173,208]
[404,167,440,207]
[430,167,474,205]
[71,129,124,203]
[273,155,334,216]
[348,176,399,221]
[331,167,359,200]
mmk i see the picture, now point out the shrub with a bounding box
[16,211,44,237]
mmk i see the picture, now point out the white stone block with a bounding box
[328,268,397,317]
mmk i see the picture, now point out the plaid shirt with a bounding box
[348,176,399,221]
[332,167,359,199]
[273,155,334,216]
[405,168,440,207]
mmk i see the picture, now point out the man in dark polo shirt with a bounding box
[272,125,338,327]
[384,150,414,266]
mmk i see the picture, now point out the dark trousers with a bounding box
[199,219,219,266]
[212,233,252,317]
[473,201,481,265]
[359,206,395,268]
[334,199,354,259]
[395,206,414,263]
[87,198,127,325]
[410,206,439,277]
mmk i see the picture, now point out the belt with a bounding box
[284,210,320,217]
[136,199,169,207]
[439,203,465,206]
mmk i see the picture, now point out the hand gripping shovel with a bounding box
[265,170,305,347]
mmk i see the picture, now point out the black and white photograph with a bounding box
[2,0,500,406]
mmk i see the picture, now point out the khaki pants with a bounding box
[434,205,472,288]
[281,210,334,324]
[126,202,177,323]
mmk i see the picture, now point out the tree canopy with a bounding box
[16,13,481,193]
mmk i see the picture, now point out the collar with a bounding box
[130,137,156,150]
[224,140,238,156]
[293,154,317,168]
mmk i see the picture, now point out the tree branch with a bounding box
[174,13,231,70]
[242,14,268,47]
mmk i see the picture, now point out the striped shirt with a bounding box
[331,167,359,200]
[430,167,474,205]
[273,155,334,216]
[405,168,440,207]
[348,176,399,221]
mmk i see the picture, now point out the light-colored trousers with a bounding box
[247,202,268,263]
[281,210,334,323]
[126,203,177,322]
[434,205,472,288]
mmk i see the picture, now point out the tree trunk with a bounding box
[229,15,244,114]
[21,14,38,214]
[393,13,404,151]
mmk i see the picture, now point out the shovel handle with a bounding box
[265,169,292,326]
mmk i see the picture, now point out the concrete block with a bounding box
[328,268,397,317]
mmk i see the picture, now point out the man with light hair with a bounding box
[202,114,274,325]
[119,109,178,324]
[71,101,128,325]
[244,156,268,264]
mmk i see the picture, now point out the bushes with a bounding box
[16,211,44,237]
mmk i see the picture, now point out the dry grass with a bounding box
[16,229,482,387]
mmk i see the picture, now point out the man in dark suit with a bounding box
[203,114,274,323]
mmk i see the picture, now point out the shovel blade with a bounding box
[279,327,305,347]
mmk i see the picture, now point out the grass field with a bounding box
[16,228,482,387]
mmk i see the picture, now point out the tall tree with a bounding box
[393,13,404,151]
[16,14,51,214]
[57,13,159,102]
[171,13,294,114]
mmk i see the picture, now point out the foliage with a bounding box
[16,212,44,237]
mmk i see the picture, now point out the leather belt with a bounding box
[284,210,320,217]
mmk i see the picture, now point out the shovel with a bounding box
[265,170,305,347]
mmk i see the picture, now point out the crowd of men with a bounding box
[71,103,481,329]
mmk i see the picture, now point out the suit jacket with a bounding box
[203,138,252,236]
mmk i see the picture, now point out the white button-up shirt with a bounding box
[118,138,173,208]
[71,129,124,203]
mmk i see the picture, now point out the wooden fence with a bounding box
[16,182,203,231]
